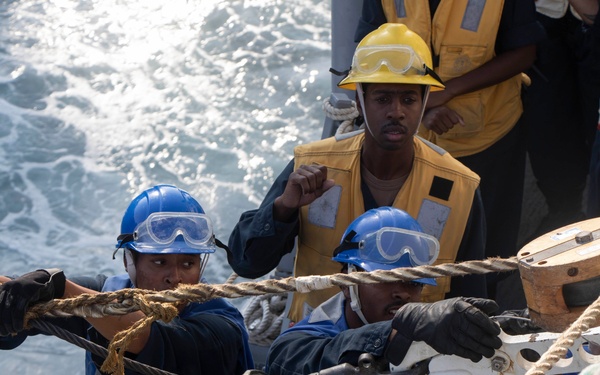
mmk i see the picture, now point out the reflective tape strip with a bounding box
[394,0,407,18]
[462,0,486,32]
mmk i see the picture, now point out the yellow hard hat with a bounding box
[338,23,444,91]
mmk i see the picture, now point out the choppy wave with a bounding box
[0,0,332,373]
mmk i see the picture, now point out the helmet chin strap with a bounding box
[198,253,210,282]
[124,248,137,287]
[416,85,431,135]
[356,83,375,139]
[348,264,370,326]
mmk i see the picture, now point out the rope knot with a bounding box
[133,294,179,323]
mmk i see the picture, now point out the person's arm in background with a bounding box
[568,0,599,25]
[423,44,536,134]
[227,159,334,279]
[354,1,387,42]
[425,45,535,110]
[423,0,543,134]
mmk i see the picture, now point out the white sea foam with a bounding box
[0,0,331,372]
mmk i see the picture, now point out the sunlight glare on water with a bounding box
[0,0,332,373]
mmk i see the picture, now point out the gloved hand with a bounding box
[0,269,66,336]
[496,308,541,335]
[385,297,502,365]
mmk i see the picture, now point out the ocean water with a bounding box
[0,0,331,373]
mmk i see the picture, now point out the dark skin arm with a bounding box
[567,0,598,25]
[423,44,536,135]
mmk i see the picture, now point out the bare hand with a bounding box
[273,164,335,222]
[422,106,465,135]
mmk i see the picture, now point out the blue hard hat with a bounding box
[332,207,438,285]
[116,184,217,255]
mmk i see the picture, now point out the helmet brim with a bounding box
[124,241,216,255]
[338,70,445,91]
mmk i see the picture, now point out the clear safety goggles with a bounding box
[352,45,428,75]
[358,227,439,266]
[133,212,214,249]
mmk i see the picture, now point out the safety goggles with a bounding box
[358,227,439,266]
[352,45,429,76]
[133,212,214,249]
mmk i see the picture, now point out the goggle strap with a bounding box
[214,237,229,252]
[113,233,135,259]
[329,67,350,78]
[117,233,134,243]
[199,253,210,281]
[332,230,359,257]
[424,65,444,85]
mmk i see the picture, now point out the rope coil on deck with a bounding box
[243,293,287,346]
[322,97,359,121]
[322,97,361,134]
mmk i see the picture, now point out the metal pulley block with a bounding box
[518,217,600,332]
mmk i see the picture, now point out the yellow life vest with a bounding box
[381,0,523,157]
[287,131,480,322]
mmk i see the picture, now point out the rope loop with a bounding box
[322,97,359,121]
[134,294,179,323]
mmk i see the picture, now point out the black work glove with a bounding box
[0,269,66,336]
[385,297,502,365]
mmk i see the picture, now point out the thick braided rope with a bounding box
[525,295,600,375]
[24,288,143,323]
[12,257,517,375]
[25,257,518,320]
